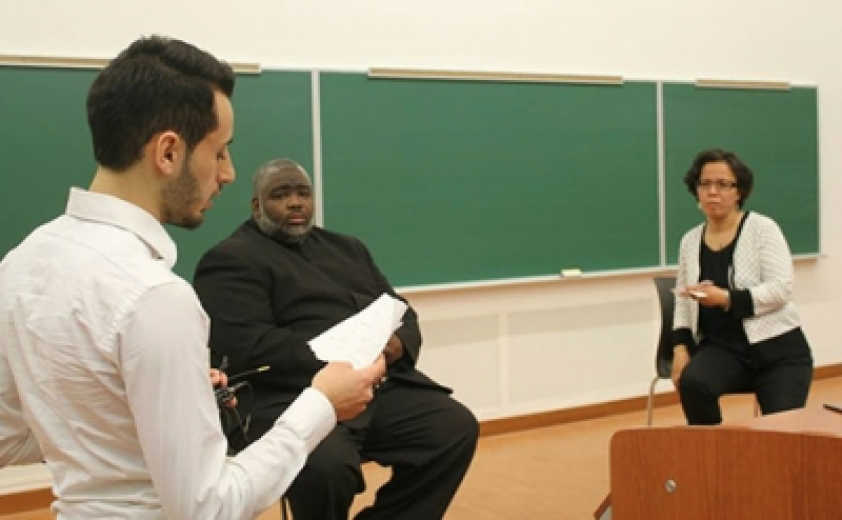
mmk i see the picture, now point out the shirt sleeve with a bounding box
[119,281,335,520]
[672,233,695,348]
[747,217,794,316]
[728,288,755,320]
[0,339,43,466]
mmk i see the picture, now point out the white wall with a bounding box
[2,1,840,423]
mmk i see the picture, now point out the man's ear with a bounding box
[150,131,184,178]
[251,196,260,217]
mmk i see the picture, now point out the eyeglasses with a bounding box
[696,179,738,191]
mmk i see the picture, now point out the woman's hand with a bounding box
[671,345,690,389]
[685,280,730,309]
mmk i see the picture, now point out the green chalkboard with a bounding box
[1,67,820,288]
[320,73,659,287]
[664,83,819,263]
[0,68,312,280]
[0,67,98,258]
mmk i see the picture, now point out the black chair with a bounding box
[646,276,678,426]
[646,276,757,425]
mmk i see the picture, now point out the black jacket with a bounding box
[194,219,444,431]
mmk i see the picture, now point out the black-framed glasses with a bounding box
[697,179,738,191]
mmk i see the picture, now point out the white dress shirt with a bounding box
[0,187,336,519]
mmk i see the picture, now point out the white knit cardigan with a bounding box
[673,211,801,345]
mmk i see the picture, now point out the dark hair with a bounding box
[252,158,311,198]
[683,148,754,207]
[86,35,235,170]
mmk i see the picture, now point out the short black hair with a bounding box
[683,148,754,207]
[86,35,235,171]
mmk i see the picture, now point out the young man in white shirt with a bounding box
[0,35,385,520]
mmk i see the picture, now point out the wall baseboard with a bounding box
[479,387,678,437]
[3,363,841,515]
[479,362,842,437]
[0,487,53,515]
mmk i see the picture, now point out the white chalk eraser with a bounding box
[560,268,583,278]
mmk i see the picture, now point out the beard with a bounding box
[161,157,203,229]
[254,203,313,244]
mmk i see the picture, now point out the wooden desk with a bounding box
[605,407,842,519]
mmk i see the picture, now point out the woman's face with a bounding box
[696,161,741,220]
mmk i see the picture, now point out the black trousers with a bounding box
[678,328,813,425]
[285,382,478,520]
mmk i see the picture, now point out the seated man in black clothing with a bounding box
[194,158,478,520]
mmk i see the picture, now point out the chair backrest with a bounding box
[653,276,677,378]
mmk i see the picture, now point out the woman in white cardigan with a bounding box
[671,149,812,425]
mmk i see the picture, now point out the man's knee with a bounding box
[438,400,479,454]
[458,402,479,442]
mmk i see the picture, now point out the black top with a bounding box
[697,213,750,353]
[672,212,755,352]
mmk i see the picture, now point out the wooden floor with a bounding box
[5,376,842,520]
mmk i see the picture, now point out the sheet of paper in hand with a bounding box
[308,293,407,369]
[671,287,708,299]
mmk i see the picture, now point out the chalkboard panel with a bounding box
[0,68,313,281]
[663,83,818,263]
[320,73,659,287]
[0,67,97,257]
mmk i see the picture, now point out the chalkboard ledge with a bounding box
[397,253,820,295]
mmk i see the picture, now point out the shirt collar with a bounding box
[65,187,178,268]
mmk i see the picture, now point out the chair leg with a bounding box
[280,495,289,520]
[646,376,660,426]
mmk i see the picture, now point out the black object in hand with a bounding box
[215,381,247,407]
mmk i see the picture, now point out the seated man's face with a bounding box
[256,169,314,240]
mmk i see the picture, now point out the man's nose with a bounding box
[287,194,304,207]
[219,159,236,186]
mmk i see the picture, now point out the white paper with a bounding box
[672,287,707,299]
[308,293,407,369]
[673,280,713,299]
